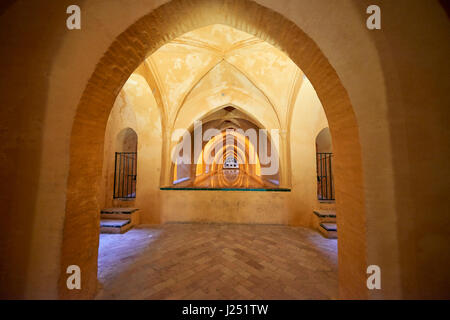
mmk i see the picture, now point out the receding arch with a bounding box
[175,102,275,134]
[315,127,334,201]
[170,104,280,187]
[60,0,366,299]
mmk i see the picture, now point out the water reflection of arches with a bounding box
[224,157,239,169]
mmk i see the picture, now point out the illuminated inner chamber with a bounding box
[171,106,281,189]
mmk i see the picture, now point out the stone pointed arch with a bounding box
[60,0,367,300]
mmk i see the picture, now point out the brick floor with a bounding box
[95,223,338,299]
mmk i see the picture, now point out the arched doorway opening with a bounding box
[116,128,138,153]
[59,0,366,299]
[315,127,334,201]
[169,106,281,189]
[113,128,138,199]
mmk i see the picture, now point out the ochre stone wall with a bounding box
[0,0,448,300]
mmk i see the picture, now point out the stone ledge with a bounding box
[313,210,336,218]
[101,208,139,214]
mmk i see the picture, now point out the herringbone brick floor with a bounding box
[96,223,338,299]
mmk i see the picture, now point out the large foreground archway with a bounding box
[60,0,366,299]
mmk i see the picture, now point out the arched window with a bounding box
[114,128,138,199]
[315,128,334,200]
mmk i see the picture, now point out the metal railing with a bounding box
[316,152,334,200]
[113,152,137,199]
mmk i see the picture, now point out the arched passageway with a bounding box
[315,128,334,201]
[1,0,449,301]
[60,0,366,299]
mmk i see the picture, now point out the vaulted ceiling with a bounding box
[132,24,304,133]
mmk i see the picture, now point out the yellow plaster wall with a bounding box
[101,87,138,209]
[101,26,323,227]
[160,190,291,224]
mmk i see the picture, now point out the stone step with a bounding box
[317,201,336,211]
[100,207,140,225]
[319,222,337,239]
[100,219,132,234]
[313,210,336,230]
[101,207,139,214]
[313,210,336,219]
